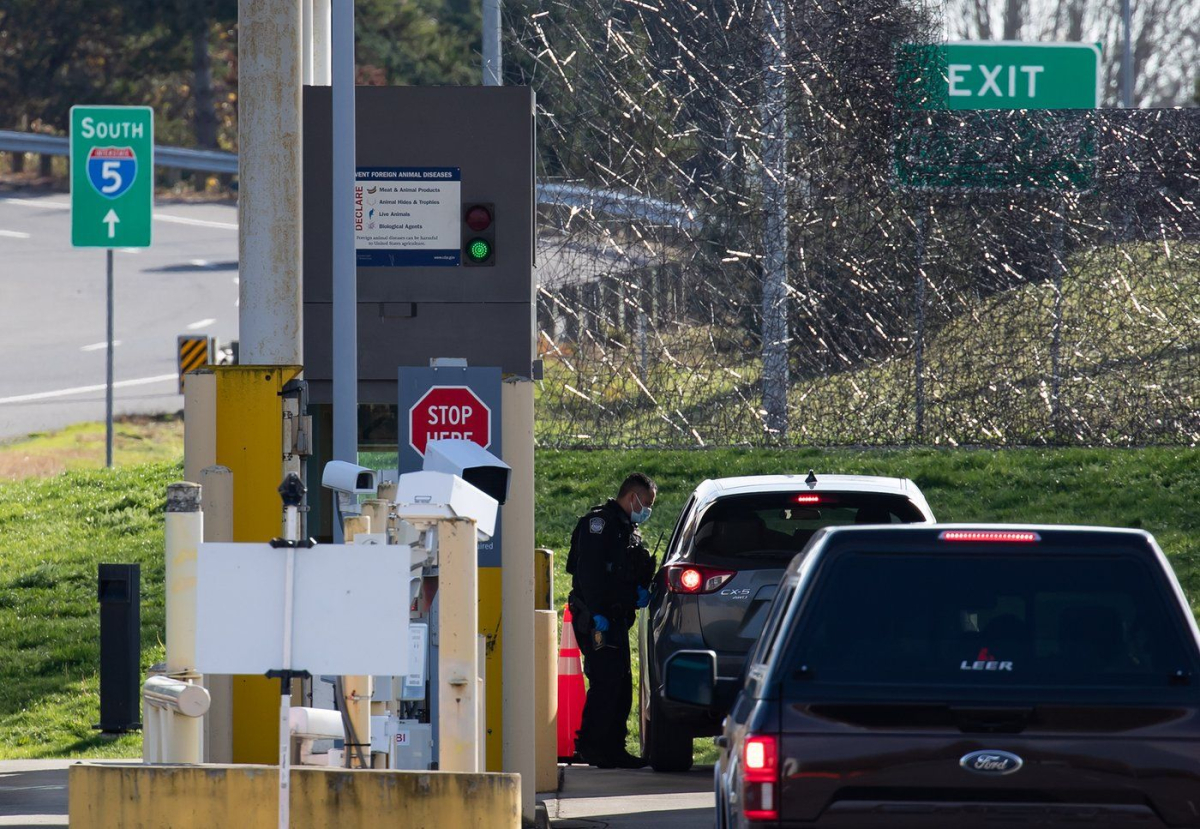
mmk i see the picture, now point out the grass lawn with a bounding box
[0,419,1196,762]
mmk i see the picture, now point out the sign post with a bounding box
[71,105,154,467]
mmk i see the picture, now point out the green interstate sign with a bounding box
[71,106,154,247]
[894,42,1100,191]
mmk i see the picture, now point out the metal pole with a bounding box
[238,0,303,366]
[332,0,357,543]
[106,249,114,468]
[482,0,502,86]
[914,204,926,441]
[165,482,205,763]
[277,503,298,829]
[341,514,372,768]
[760,0,789,438]
[1121,0,1133,108]
[1050,210,1065,440]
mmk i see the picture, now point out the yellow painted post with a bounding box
[534,608,558,792]
[183,365,301,765]
[478,566,502,770]
[535,548,554,611]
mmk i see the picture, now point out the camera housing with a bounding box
[321,461,379,495]
[422,439,512,505]
[394,471,499,540]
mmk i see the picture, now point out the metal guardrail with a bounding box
[0,129,237,174]
[0,129,700,229]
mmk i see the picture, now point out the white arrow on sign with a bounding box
[103,209,120,239]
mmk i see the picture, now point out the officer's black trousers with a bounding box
[572,616,632,760]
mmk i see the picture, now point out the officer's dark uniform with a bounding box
[566,498,654,765]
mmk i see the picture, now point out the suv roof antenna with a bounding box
[805,469,818,485]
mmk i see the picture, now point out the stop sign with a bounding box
[408,385,492,457]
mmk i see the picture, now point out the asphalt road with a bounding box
[0,192,239,441]
[0,761,68,827]
[542,764,715,828]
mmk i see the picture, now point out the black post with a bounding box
[96,563,142,733]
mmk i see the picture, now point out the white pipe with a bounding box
[302,0,314,85]
[438,518,480,773]
[165,483,204,763]
[144,675,212,717]
[238,0,304,365]
[313,0,332,85]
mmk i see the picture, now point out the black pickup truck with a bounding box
[663,525,1200,828]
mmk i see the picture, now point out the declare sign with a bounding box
[355,167,461,266]
[894,42,1100,190]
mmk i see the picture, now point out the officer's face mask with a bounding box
[631,492,653,524]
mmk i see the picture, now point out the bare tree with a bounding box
[945,0,1200,107]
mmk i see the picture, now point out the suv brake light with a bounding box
[743,734,778,821]
[793,492,835,504]
[940,530,1041,543]
[666,564,736,594]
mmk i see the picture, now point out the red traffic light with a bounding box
[465,205,493,232]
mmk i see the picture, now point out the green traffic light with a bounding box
[467,238,492,262]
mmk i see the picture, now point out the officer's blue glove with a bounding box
[636,586,651,608]
[592,614,610,632]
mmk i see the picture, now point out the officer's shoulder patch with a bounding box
[589,517,606,534]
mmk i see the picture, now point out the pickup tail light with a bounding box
[666,564,736,594]
[743,734,779,821]
[940,530,1041,543]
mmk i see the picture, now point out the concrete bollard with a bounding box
[165,482,204,763]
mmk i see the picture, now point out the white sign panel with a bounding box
[195,543,409,676]
[355,167,461,267]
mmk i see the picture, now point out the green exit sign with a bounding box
[894,42,1100,190]
[70,106,154,248]
[898,42,1101,110]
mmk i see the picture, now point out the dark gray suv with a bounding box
[638,473,935,771]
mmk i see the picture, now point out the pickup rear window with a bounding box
[690,493,925,564]
[790,551,1197,693]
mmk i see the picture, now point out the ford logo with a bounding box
[960,750,1023,775]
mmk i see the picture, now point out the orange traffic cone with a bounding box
[557,603,586,762]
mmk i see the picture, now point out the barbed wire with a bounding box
[507,0,1199,447]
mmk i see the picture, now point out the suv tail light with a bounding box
[743,734,779,821]
[666,564,736,594]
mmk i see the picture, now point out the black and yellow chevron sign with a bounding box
[177,335,211,392]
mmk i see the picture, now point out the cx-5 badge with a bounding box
[960,750,1023,775]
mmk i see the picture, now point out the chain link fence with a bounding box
[508,0,1198,448]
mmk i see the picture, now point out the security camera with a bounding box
[394,470,499,540]
[321,461,378,495]
[422,439,511,505]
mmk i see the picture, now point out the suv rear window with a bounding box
[791,551,1197,694]
[690,492,925,564]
